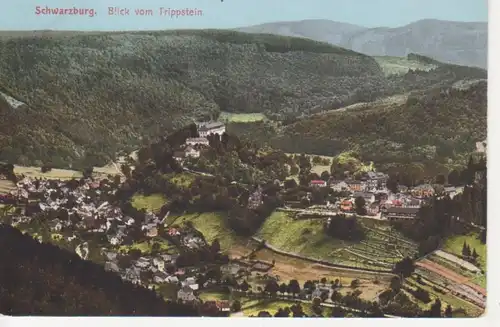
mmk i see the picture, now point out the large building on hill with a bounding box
[197,121,225,137]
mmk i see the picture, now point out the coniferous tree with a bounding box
[444,304,453,318]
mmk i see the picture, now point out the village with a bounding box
[0,172,400,317]
[0,120,485,317]
[165,121,465,223]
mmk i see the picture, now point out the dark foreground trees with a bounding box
[0,224,198,316]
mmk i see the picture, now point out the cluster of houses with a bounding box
[173,121,226,162]
[8,177,170,245]
[4,175,236,312]
[308,171,463,221]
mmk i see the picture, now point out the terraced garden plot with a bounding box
[414,268,451,289]
[257,211,417,270]
[344,248,393,268]
[428,255,478,280]
[349,244,402,262]
[434,250,480,273]
[417,259,469,284]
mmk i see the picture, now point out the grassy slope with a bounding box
[257,211,416,269]
[131,193,167,213]
[167,212,246,253]
[220,112,266,123]
[443,232,486,270]
[257,211,347,258]
[374,56,437,76]
[0,29,383,167]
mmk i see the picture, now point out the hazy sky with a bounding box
[2,0,488,30]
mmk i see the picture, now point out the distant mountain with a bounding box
[235,19,487,69]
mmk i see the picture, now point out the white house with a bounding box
[185,146,200,158]
[353,192,376,204]
[182,277,199,291]
[330,181,348,192]
[166,275,179,284]
[177,285,197,302]
[152,257,165,271]
[197,121,225,137]
[185,137,209,146]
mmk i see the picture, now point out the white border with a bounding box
[1,1,497,327]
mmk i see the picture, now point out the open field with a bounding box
[253,248,389,301]
[13,164,120,181]
[119,237,177,255]
[169,173,196,188]
[220,112,267,123]
[257,211,417,270]
[443,233,486,270]
[0,180,16,193]
[131,193,167,213]
[374,56,437,76]
[166,212,252,257]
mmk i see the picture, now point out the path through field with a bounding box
[416,259,469,284]
[434,250,480,273]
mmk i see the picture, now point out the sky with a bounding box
[1,0,488,31]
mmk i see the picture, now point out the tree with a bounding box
[264,279,279,296]
[390,276,402,293]
[303,280,314,291]
[279,283,288,294]
[210,239,221,254]
[290,303,306,317]
[472,248,479,259]
[461,241,468,257]
[289,165,299,175]
[231,300,241,312]
[354,196,366,215]
[82,167,94,179]
[284,178,297,189]
[435,174,446,185]
[386,174,399,193]
[240,280,249,292]
[312,297,323,315]
[41,165,52,173]
[429,299,442,317]
[320,171,330,181]
[288,279,301,297]
[121,164,131,178]
[444,304,452,317]
[331,306,345,317]
[331,290,342,303]
[350,279,360,289]
[393,257,415,278]
[447,170,460,186]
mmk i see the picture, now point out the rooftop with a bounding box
[198,121,225,131]
[386,207,419,214]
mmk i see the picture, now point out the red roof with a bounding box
[310,180,326,184]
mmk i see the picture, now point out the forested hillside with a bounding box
[230,80,487,171]
[0,224,199,316]
[0,30,385,168]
